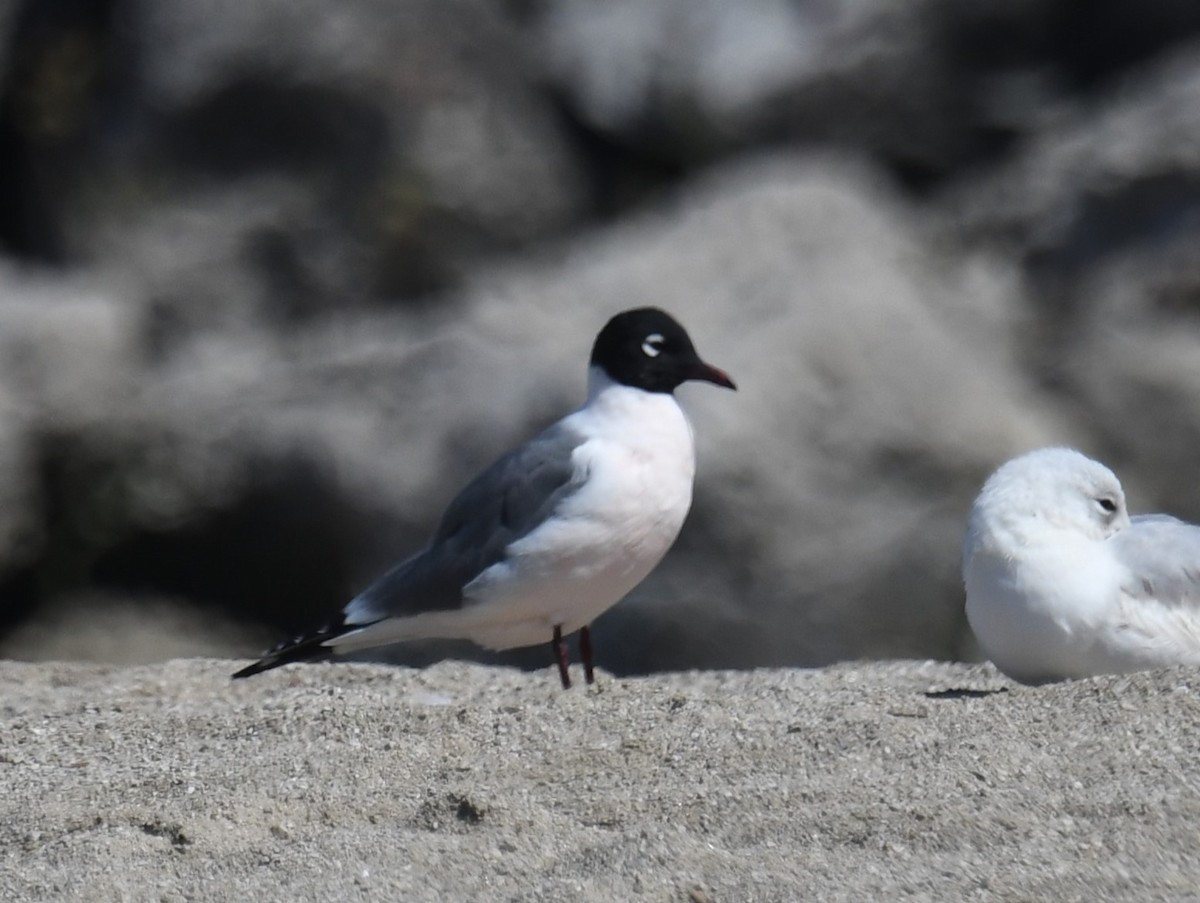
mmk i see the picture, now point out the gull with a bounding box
[963,446,1200,684]
[233,307,735,688]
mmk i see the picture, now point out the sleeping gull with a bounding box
[233,307,735,688]
[963,446,1200,684]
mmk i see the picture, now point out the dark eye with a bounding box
[641,333,664,358]
[1096,497,1117,514]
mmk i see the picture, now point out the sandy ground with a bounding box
[2,658,1200,902]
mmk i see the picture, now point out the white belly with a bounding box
[964,540,1190,683]
[459,388,697,650]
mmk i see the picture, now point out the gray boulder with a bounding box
[24,0,586,311]
[0,264,142,578]
[537,0,1078,181]
[940,47,1200,515]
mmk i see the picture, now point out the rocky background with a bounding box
[3,0,1200,675]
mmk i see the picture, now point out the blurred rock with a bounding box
[0,280,575,648]
[943,49,1200,270]
[0,0,129,262]
[538,0,1200,190]
[540,0,958,175]
[537,0,1070,187]
[0,264,141,580]
[939,47,1200,515]
[132,0,586,243]
[2,0,587,304]
[0,3,15,75]
[1068,242,1200,514]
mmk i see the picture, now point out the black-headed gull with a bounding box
[234,307,735,688]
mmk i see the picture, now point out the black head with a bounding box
[590,307,736,394]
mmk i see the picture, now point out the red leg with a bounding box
[552,624,571,689]
[580,625,595,685]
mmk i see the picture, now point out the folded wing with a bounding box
[1113,514,1200,608]
[232,422,586,678]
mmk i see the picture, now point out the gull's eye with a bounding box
[1095,496,1118,515]
[641,333,664,358]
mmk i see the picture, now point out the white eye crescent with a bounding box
[641,333,664,357]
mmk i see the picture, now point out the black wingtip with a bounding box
[230,659,278,680]
[230,624,343,680]
[230,647,331,680]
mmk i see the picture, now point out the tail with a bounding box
[232,617,359,679]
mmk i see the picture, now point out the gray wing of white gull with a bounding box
[231,421,586,678]
[1111,514,1200,608]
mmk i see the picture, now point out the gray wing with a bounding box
[344,420,587,623]
[1111,514,1200,607]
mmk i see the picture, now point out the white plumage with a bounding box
[963,447,1200,684]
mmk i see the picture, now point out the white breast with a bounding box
[966,531,1109,682]
[459,375,697,650]
[963,521,1197,683]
